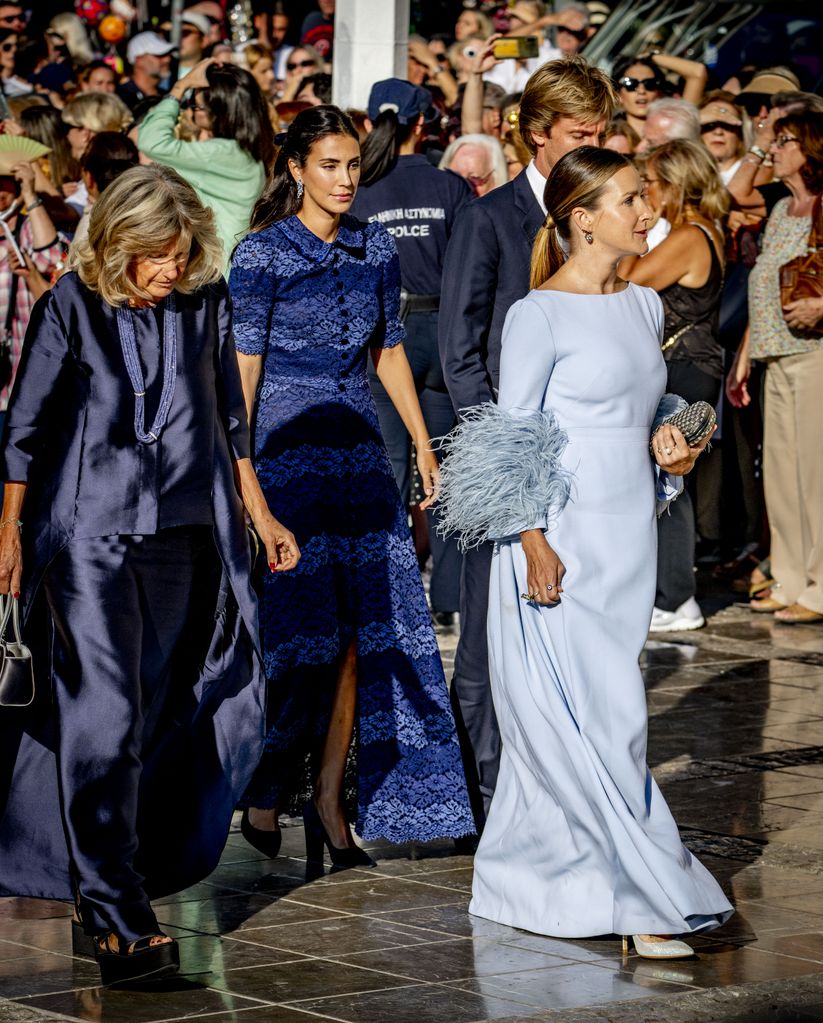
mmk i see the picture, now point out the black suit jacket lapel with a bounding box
[512,169,545,245]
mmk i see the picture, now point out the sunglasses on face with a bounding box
[619,76,661,92]
[557,26,587,40]
[700,120,742,136]
[180,27,201,37]
[773,134,799,148]
[287,58,316,71]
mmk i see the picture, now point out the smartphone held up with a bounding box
[492,36,539,60]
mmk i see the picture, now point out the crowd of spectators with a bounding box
[1,0,823,626]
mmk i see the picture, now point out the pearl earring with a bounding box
[585,231,593,245]
[296,179,304,200]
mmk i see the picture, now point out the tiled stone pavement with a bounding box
[5,596,823,1022]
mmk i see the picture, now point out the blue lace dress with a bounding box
[229,214,473,842]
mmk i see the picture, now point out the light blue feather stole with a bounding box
[652,392,687,517]
[435,403,572,550]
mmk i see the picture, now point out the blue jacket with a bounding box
[0,272,265,901]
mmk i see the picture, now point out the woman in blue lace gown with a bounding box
[228,106,473,865]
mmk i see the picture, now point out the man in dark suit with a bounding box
[439,55,616,835]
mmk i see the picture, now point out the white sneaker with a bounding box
[649,597,705,633]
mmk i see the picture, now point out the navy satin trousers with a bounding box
[43,527,213,940]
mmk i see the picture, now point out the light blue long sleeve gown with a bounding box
[466,284,733,938]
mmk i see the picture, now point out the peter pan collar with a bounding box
[277,213,366,260]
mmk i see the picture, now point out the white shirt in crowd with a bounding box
[483,39,561,94]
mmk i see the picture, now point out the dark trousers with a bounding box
[44,528,211,940]
[369,310,462,613]
[656,362,721,611]
[451,540,499,829]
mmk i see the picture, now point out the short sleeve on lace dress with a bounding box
[367,222,405,350]
[228,231,276,356]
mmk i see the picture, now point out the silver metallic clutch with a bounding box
[650,400,716,454]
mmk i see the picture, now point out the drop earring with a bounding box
[296,179,304,201]
[585,231,593,245]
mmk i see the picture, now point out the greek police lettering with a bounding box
[369,206,446,226]
[388,223,430,238]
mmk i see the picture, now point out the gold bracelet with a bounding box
[0,519,23,530]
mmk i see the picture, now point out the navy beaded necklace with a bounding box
[116,294,177,444]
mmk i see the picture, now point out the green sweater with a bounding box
[137,96,265,270]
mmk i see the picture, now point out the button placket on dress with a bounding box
[333,250,349,390]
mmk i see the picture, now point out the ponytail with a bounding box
[530,216,565,289]
[359,108,417,188]
[528,147,632,289]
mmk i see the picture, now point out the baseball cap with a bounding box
[181,11,212,35]
[127,31,175,65]
[367,79,433,125]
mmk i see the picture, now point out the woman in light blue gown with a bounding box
[438,148,733,958]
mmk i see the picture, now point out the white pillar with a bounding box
[332,0,410,111]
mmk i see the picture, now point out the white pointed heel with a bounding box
[622,935,695,959]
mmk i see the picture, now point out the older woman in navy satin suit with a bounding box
[0,164,299,987]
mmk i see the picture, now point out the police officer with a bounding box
[352,78,472,630]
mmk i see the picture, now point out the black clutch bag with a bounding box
[0,594,34,709]
[650,400,716,454]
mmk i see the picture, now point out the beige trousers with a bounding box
[763,347,823,613]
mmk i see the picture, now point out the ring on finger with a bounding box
[546,583,553,592]
[664,446,672,455]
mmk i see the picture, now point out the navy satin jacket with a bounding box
[0,272,265,901]
[2,273,249,562]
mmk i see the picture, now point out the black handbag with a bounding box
[0,594,34,708]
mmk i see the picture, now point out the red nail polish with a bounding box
[269,562,277,571]
[13,592,20,599]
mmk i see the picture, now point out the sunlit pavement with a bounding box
[5,586,823,1022]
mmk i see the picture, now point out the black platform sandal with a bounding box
[71,890,101,960]
[71,918,99,959]
[95,932,180,987]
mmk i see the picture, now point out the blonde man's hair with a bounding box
[647,138,729,226]
[71,164,224,307]
[519,56,616,155]
[61,91,132,133]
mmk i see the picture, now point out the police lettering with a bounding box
[387,224,431,238]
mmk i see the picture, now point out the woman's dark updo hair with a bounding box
[250,105,359,232]
[774,109,823,195]
[199,62,275,167]
[359,108,418,188]
[530,146,633,288]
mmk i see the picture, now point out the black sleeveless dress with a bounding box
[659,223,724,381]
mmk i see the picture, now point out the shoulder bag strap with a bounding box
[3,215,24,340]
[0,594,13,643]
[810,195,823,251]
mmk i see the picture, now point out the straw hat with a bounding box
[740,68,801,96]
